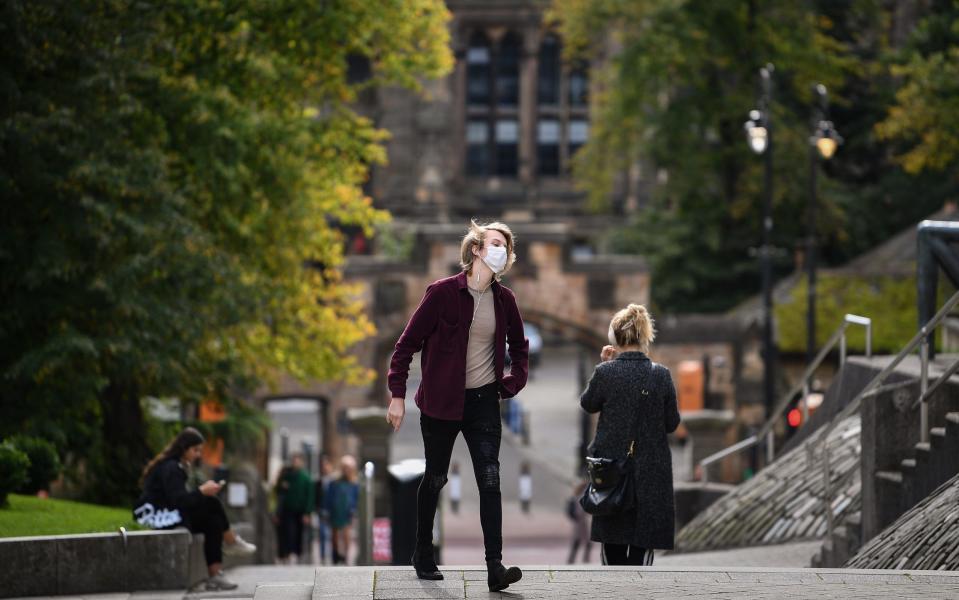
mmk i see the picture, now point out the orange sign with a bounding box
[199,400,226,466]
[677,360,704,412]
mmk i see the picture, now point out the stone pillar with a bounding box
[681,410,736,482]
[519,28,539,186]
[450,27,468,190]
[348,407,394,518]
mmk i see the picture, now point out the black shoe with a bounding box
[487,559,522,592]
[412,548,443,580]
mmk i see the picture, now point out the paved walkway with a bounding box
[367,567,959,600]
[11,564,959,599]
[656,541,824,568]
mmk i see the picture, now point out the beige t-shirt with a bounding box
[465,285,497,390]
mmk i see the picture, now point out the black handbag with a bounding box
[580,442,636,516]
[579,370,649,517]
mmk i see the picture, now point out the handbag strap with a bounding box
[626,362,655,457]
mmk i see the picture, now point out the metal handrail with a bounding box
[699,314,872,483]
[915,353,959,409]
[819,289,959,540]
[701,435,758,468]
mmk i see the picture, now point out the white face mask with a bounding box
[482,245,508,274]
[608,324,618,347]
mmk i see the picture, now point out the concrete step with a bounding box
[875,469,905,528]
[845,510,862,528]
[876,470,903,484]
[821,537,835,568]
[304,566,959,597]
[832,527,850,566]
[930,426,952,492]
[254,583,313,600]
[947,412,959,446]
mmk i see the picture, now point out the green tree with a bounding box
[0,0,452,503]
[551,0,950,314]
[876,1,959,181]
[811,0,954,268]
[551,0,853,313]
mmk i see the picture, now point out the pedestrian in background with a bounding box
[326,454,359,565]
[566,480,592,564]
[271,462,292,564]
[580,304,680,566]
[386,220,528,591]
[518,462,532,514]
[275,453,314,565]
[315,455,334,564]
[134,427,256,591]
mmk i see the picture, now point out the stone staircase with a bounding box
[876,410,959,520]
[810,511,861,569]
[674,416,862,554]
[811,410,959,567]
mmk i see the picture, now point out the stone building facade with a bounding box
[254,0,656,488]
[256,1,756,489]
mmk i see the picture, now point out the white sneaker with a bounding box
[223,534,257,557]
[205,570,239,591]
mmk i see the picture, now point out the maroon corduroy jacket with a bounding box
[388,271,529,420]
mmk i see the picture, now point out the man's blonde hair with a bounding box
[459,220,516,280]
[610,304,656,352]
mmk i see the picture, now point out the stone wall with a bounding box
[0,529,200,598]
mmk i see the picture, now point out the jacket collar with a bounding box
[457,270,500,295]
[615,351,650,361]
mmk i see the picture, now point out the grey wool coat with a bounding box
[580,351,681,549]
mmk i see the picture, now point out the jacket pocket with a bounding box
[437,318,459,353]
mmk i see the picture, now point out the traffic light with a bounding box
[784,397,803,438]
[787,408,802,428]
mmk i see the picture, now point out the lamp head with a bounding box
[744,117,768,155]
[813,120,842,160]
[816,136,837,159]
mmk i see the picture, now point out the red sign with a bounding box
[373,518,392,564]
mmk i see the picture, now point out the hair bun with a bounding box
[609,303,655,350]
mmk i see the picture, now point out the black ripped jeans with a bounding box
[417,382,502,561]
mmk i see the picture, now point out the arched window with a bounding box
[569,63,589,107]
[537,119,560,176]
[461,29,589,179]
[496,33,521,107]
[495,119,519,176]
[569,119,589,158]
[464,30,521,177]
[537,35,560,106]
[466,120,489,176]
[535,35,589,176]
[466,32,492,106]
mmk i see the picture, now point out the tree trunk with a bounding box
[93,381,153,505]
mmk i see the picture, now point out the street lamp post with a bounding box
[745,64,776,463]
[806,84,843,366]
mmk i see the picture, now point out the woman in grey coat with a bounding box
[580,303,681,565]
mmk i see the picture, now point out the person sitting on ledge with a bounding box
[134,427,256,591]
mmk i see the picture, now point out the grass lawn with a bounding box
[0,494,142,538]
